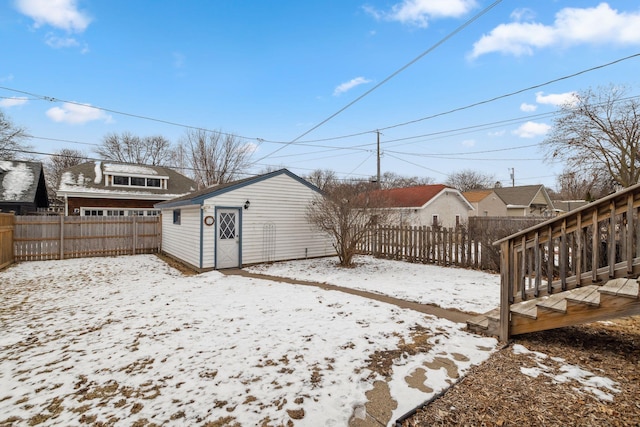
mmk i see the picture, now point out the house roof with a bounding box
[0,160,48,205]
[57,161,196,199]
[553,200,589,212]
[462,189,494,203]
[155,168,321,209]
[371,184,474,210]
[493,185,552,208]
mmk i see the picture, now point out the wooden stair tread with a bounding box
[466,315,489,330]
[536,293,568,313]
[565,285,600,306]
[599,278,639,298]
[510,299,539,319]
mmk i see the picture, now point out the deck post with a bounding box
[499,240,511,341]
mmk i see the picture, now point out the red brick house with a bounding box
[56,161,196,216]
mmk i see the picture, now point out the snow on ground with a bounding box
[512,344,621,402]
[0,255,498,426]
[247,255,501,314]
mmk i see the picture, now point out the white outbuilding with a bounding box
[155,169,334,271]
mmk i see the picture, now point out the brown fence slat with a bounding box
[0,213,15,269]
[12,215,160,262]
[355,217,546,271]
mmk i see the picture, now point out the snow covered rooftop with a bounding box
[0,160,45,205]
[57,161,196,199]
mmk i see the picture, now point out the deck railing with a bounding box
[494,182,640,340]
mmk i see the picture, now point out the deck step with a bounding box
[565,285,600,306]
[510,298,539,319]
[599,278,639,299]
[536,292,568,313]
[466,314,489,330]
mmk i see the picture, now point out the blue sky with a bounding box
[1,0,640,189]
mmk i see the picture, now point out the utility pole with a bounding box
[376,130,381,188]
[510,168,515,187]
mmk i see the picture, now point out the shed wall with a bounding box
[161,205,201,269]
[201,173,333,268]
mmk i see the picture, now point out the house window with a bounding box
[173,209,181,225]
[113,175,129,185]
[432,214,439,226]
[147,178,161,188]
[455,215,460,226]
[131,177,146,187]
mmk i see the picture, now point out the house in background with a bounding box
[155,169,334,271]
[375,184,474,228]
[0,160,49,215]
[464,189,507,217]
[552,199,589,215]
[57,161,196,216]
[492,184,555,217]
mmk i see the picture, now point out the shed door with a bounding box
[216,208,240,269]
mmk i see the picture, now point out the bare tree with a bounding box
[555,168,615,201]
[306,169,338,191]
[96,132,174,165]
[179,129,252,187]
[0,109,31,159]
[44,148,88,193]
[378,171,433,189]
[445,169,495,192]
[306,181,394,267]
[542,84,640,188]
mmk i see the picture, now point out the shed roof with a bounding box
[0,160,47,204]
[155,169,320,209]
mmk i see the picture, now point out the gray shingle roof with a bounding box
[493,185,551,207]
[57,161,197,198]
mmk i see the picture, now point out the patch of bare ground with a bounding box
[402,316,640,427]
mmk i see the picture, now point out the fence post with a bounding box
[59,215,64,260]
[132,216,137,255]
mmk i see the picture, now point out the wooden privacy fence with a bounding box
[356,217,547,271]
[12,215,161,262]
[0,213,14,269]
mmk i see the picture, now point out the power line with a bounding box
[378,53,640,133]
[252,0,505,163]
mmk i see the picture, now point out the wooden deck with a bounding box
[468,183,640,340]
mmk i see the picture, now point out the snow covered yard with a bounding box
[0,255,498,426]
[247,255,501,314]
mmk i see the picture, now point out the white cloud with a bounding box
[0,74,14,82]
[365,0,477,28]
[45,34,79,49]
[16,0,92,32]
[520,103,537,112]
[0,97,28,108]
[462,139,475,147]
[512,121,551,138]
[470,3,640,58]
[46,102,112,124]
[333,77,372,96]
[488,130,506,137]
[535,91,578,107]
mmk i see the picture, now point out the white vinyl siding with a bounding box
[201,173,333,268]
[160,172,335,270]
[161,205,201,269]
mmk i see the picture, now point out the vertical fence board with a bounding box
[12,215,160,261]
